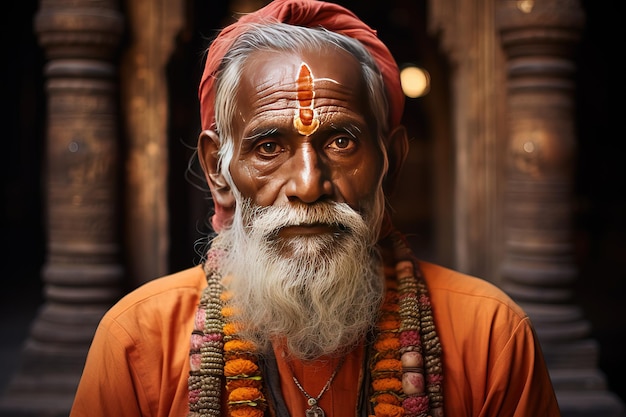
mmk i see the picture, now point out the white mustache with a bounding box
[242,201,368,239]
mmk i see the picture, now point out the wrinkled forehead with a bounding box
[235,47,369,132]
[239,47,365,101]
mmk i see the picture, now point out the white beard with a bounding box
[217,198,385,360]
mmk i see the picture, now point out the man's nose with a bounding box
[285,145,333,203]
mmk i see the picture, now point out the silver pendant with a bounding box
[306,404,325,417]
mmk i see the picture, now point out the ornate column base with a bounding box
[556,388,625,417]
[520,302,626,417]
[0,303,109,417]
[548,345,625,417]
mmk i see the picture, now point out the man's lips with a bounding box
[276,223,341,238]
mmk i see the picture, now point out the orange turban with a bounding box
[199,0,404,232]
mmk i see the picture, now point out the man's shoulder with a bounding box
[102,265,207,324]
[84,265,207,382]
[132,265,207,295]
[418,260,526,317]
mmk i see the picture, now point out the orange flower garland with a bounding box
[222,295,267,416]
[188,231,444,417]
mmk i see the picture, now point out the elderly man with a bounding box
[69,1,561,416]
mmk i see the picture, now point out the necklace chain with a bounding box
[290,356,346,417]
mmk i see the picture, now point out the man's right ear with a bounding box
[197,130,235,211]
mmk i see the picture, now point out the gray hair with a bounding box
[212,22,390,186]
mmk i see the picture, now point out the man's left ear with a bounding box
[197,130,236,212]
[383,125,409,196]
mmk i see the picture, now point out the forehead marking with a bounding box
[293,63,320,136]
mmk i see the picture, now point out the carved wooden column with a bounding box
[0,0,124,415]
[121,0,185,286]
[428,0,505,280]
[497,1,624,415]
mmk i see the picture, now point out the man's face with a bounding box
[227,46,386,238]
[213,46,388,358]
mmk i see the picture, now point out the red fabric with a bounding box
[198,0,404,233]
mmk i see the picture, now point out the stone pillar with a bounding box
[497,1,624,416]
[0,0,124,415]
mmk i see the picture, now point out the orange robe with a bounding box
[69,261,561,417]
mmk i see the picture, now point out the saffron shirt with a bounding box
[69,261,561,417]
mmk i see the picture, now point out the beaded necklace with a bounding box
[187,231,444,417]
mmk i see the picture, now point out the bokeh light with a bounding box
[400,65,430,98]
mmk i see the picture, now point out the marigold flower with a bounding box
[228,387,263,402]
[373,359,403,372]
[372,377,402,392]
[222,306,237,317]
[373,392,401,406]
[230,406,264,417]
[374,402,405,417]
[224,322,243,335]
[224,358,259,377]
[374,338,401,352]
[225,339,256,353]
[379,319,401,331]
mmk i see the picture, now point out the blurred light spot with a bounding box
[400,65,430,98]
[523,141,535,153]
[517,0,534,13]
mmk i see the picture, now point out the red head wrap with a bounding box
[199,0,404,232]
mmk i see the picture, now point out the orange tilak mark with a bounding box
[294,63,319,135]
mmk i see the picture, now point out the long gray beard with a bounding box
[217,199,385,360]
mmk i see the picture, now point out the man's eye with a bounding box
[258,141,280,155]
[329,137,354,150]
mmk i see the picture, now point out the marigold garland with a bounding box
[188,231,444,417]
[224,359,259,377]
[228,387,263,403]
[373,403,405,417]
[373,358,403,372]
